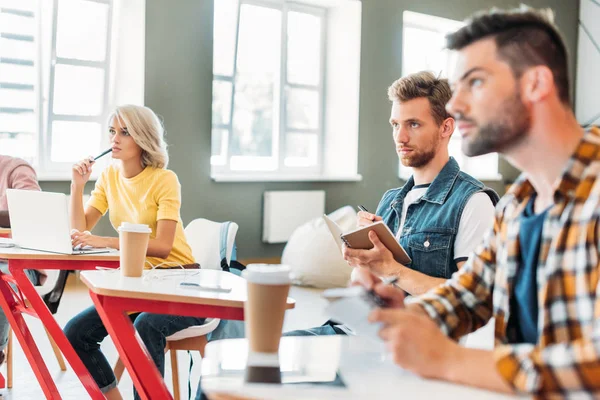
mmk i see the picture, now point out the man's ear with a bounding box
[521,66,553,104]
[440,117,455,139]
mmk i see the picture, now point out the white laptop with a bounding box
[6,189,113,255]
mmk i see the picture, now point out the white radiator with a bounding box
[263,190,325,243]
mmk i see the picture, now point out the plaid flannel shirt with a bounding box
[411,127,600,397]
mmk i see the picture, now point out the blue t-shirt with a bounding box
[508,194,549,344]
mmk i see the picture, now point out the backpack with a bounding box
[218,221,245,276]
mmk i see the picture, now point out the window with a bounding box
[0,0,114,178]
[400,11,501,181]
[0,0,40,165]
[211,0,330,179]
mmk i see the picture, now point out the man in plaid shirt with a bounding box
[355,6,600,397]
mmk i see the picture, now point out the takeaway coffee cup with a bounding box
[242,264,291,383]
[118,223,151,277]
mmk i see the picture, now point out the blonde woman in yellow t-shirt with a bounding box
[64,105,203,400]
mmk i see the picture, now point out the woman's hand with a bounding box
[71,156,95,188]
[70,229,108,249]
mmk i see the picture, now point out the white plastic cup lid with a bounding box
[118,222,152,234]
[242,264,291,285]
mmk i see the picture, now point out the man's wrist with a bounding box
[438,340,465,382]
[406,302,428,316]
[384,261,403,280]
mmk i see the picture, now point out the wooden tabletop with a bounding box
[0,246,120,261]
[81,269,296,309]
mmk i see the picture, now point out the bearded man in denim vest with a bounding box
[283,71,498,338]
[345,71,498,297]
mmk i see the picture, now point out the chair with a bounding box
[6,270,69,388]
[114,219,238,399]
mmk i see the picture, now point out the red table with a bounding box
[0,247,119,399]
[81,269,295,400]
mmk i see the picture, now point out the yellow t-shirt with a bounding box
[87,165,195,268]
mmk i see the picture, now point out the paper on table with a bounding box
[0,237,14,248]
[324,295,383,342]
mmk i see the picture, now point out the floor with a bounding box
[0,273,328,399]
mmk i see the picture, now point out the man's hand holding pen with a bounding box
[357,205,383,227]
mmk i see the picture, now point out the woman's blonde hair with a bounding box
[108,105,169,169]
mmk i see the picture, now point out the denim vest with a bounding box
[375,158,499,279]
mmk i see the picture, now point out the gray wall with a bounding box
[40,0,580,259]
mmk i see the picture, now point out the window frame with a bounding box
[211,0,327,178]
[0,0,114,180]
[41,0,113,178]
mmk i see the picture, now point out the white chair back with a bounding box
[36,270,60,296]
[184,218,239,270]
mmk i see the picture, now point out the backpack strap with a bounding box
[219,222,231,272]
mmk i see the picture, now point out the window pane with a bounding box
[56,0,109,62]
[0,38,36,60]
[448,136,464,167]
[286,88,319,130]
[231,80,276,158]
[0,88,35,109]
[466,153,499,178]
[213,0,238,77]
[0,132,36,161]
[210,128,228,166]
[287,11,321,86]
[212,80,232,125]
[284,133,318,167]
[51,120,101,162]
[0,63,35,85]
[230,5,281,159]
[402,26,447,76]
[0,12,36,37]
[0,0,36,11]
[236,5,281,76]
[53,64,104,116]
[0,111,35,133]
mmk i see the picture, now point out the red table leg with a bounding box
[90,292,172,400]
[0,268,61,399]
[9,261,107,400]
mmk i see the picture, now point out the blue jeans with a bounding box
[283,324,347,336]
[0,262,39,350]
[64,306,205,399]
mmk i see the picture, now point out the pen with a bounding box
[92,148,112,161]
[357,205,369,213]
[179,281,232,292]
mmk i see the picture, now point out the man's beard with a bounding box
[462,91,531,157]
[400,135,439,168]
